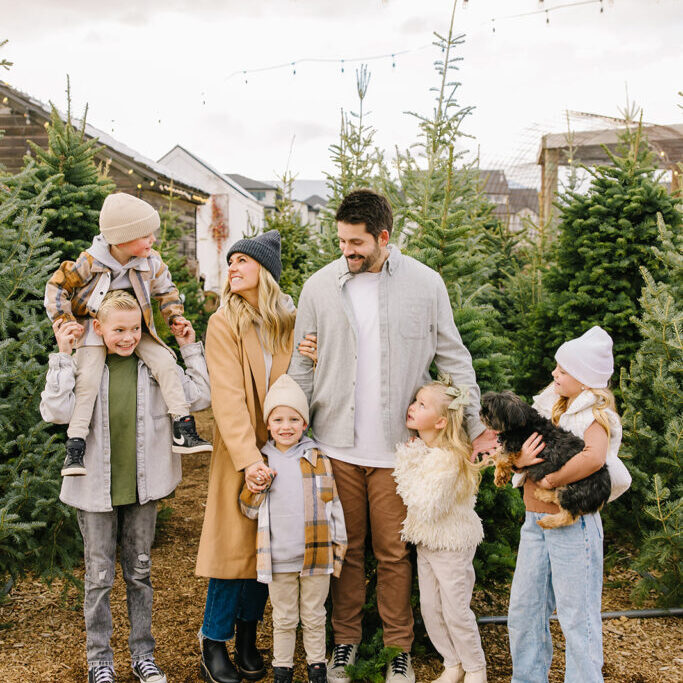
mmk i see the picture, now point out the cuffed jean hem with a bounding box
[131,650,156,663]
[89,660,114,669]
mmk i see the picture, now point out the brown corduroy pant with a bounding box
[329,460,414,651]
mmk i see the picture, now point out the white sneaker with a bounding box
[432,663,465,683]
[327,643,359,683]
[463,669,486,683]
[385,652,415,683]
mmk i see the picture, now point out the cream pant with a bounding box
[417,544,486,673]
[268,572,330,668]
[67,334,188,439]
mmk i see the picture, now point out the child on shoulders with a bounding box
[239,374,347,683]
[40,290,211,683]
[393,380,489,683]
[44,192,211,479]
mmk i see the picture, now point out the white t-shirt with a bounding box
[318,272,395,468]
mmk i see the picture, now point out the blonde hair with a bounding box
[550,385,617,438]
[422,382,487,500]
[97,290,140,321]
[221,264,294,354]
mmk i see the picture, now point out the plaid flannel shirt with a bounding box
[239,446,347,584]
[44,241,183,352]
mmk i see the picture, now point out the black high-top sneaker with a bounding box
[61,437,87,476]
[172,415,213,454]
[272,668,293,683]
[307,662,327,683]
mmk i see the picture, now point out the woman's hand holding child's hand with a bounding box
[515,432,546,468]
[245,461,276,494]
[53,319,83,355]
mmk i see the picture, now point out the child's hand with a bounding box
[170,315,191,335]
[515,432,546,468]
[174,319,196,347]
[53,319,83,355]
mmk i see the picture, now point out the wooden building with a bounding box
[0,81,209,260]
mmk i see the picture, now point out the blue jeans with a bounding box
[201,578,269,642]
[508,511,604,683]
[77,501,158,669]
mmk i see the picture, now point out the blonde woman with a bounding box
[393,381,489,683]
[196,231,315,683]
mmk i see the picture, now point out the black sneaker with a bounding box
[307,662,327,683]
[62,437,86,476]
[88,665,115,683]
[172,415,213,454]
[132,659,167,683]
[272,667,293,683]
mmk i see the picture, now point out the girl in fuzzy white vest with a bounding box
[394,381,489,683]
[509,326,630,683]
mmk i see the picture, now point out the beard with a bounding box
[346,241,382,273]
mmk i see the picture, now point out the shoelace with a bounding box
[92,666,115,683]
[333,644,355,668]
[391,653,409,676]
[136,659,163,679]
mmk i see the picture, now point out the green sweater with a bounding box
[106,354,138,506]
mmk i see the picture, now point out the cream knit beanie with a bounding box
[99,193,160,245]
[555,326,614,388]
[263,374,310,424]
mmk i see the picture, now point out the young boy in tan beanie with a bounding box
[45,192,211,477]
[239,374,347,683]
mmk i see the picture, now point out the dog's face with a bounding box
[480,391,534,432]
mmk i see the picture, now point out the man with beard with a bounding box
[288,189,496,683]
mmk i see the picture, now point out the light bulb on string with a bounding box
[600,0,604,13]
[292,61,296,76]
[341,59,345,74]
[243,70,248,85]
[491,19,495,34]
[391,53,396,68]
[546,10,550,24]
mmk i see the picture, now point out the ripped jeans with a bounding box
[77,500,158,669]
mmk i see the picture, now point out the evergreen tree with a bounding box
[12,80,114,261]
[531,122,682,393]
[264,173,315,304]
[391,8,522,587]
[0,164,82,587]
[153,197,210,344]
[314,64,391,270]
[614,214,681,605]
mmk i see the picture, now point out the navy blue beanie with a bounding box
[226,230,282,283]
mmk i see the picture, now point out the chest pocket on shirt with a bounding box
[399,297,431,339]
[314,473,334,504]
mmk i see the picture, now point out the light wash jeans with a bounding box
[508,511,604,683]
[77,501,158,669]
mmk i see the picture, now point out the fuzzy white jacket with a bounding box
[393,438,484,552]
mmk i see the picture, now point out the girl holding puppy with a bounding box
[393,380,489,683]
[509,326,629,683]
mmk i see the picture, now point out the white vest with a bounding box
[512,385,631,501]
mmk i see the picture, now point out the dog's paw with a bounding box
[533,487,559,505]
[537,509,577,529]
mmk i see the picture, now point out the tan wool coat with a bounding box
[195,309,293,579]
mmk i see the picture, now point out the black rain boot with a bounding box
[234,619,266,680]
[200,635,241,683]
[273,667,294,683]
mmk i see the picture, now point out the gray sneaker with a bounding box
[88,665,115,683]
[327,643,359,683]
[385,652,415,683]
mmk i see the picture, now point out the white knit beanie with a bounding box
[263,374,310,424]
[99,193,160,245]
[555,326,614,388]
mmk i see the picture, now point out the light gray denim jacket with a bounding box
[288,246,486,453]
[40,342,211,512]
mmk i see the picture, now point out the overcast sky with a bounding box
[3,0,681,187]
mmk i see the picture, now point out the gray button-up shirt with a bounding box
[288,246,486,455]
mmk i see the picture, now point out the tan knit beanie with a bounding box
[263,374,310,424]
[99,193,160,245]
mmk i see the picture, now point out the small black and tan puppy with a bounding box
[480,391,611,529]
